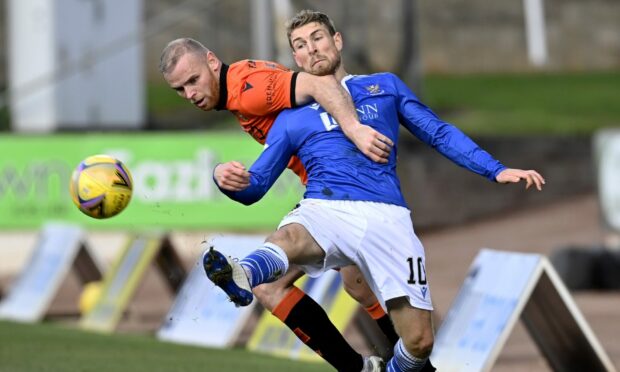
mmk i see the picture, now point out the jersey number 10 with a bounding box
[407,256,427,285]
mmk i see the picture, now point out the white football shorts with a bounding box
[278,198,433,311]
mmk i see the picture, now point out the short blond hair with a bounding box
[159,38,208,74]
[285,10,337,49]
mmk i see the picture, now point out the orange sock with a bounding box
[272,286,305,322]
[366,301,399,346]
[365,301,387,320]
[271,286,363,371]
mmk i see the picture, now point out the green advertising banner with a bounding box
[0,133,304,230]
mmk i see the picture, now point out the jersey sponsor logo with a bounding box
[243,82,254,92]
[265,74,275,107]
[356,103,379,121]
[308,102,379,122]
[365,84,384,95]
[319,112,339,131]
[313,103,379,130]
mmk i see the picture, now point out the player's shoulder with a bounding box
[346,72,399,85]
[278,102,321,121]
[272,103,321,134]
[344,72,400,96]
[229,59,291,75]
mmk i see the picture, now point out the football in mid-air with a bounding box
[70,154,133,219]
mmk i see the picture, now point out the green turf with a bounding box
[423,71,620,136]
[0,320,333,372]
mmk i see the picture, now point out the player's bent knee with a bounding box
[400,328,434,358]
[388,298,434,358]
[268,223,302,246]
[267,224,324,265]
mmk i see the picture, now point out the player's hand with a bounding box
[496,168,546,191]
[349,124,393,163]
[214,161,250,191]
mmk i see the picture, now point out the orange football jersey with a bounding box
[218,60,307,184]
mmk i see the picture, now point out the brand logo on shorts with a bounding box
[421,286,428,299]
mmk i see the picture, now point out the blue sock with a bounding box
[387,358,403,372]
[240,242,289,287]
[387,339,428,372]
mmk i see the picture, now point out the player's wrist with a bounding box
[212,163,224,185]
[339,119,361,136]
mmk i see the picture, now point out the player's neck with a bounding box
[334,66,348,82]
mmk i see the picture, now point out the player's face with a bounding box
[164,51,220,111]
[290,22,343,76]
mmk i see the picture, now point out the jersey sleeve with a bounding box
[219,113,295,205]
[237,69,298,116]
[391,74,506,181]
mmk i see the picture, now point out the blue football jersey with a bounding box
[221,72,506,208]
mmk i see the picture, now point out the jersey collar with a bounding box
[340,74,354,95]
[215,63,229,111]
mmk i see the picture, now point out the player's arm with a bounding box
[391,74,545,190]
[294,72,393,163]
[215,117,295,205]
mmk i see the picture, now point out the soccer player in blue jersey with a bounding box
[206,10,545,372]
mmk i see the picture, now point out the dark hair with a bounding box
[285,10,337,48]
[159,38,208,74]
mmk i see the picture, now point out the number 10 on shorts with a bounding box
[407,257,427,285]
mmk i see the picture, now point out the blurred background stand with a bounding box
[551,129,620,292]
[7,0,145,132]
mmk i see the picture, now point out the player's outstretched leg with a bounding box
[202,245,253,306]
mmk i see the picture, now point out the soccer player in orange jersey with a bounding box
[160,38,395,371]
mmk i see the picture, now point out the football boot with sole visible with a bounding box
[202,244,253,307]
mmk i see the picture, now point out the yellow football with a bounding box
[69,154,133,219]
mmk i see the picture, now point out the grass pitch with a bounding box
[0,320,333,372]
[424,71,620,135]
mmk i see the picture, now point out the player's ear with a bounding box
[334,32,343,52]
[206,51,221,72]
